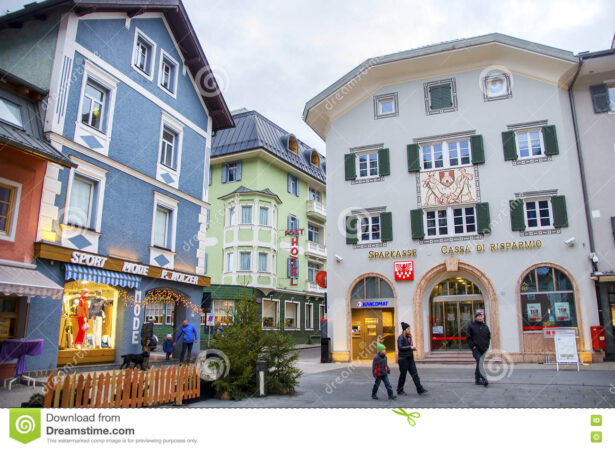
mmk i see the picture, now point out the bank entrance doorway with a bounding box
[430,278,485,351]
[350,276,396,360]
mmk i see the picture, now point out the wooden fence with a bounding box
[43,365,200,408]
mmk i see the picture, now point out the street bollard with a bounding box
[256,360,267,397]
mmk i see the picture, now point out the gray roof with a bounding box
[0,121,73,167]
[303,33,578,120]
[212,110,326,183]
[218,185,282,203]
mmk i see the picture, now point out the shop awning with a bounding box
[0,265,64,300]
[64,264,141,289]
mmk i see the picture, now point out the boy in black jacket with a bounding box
[372,343,397,400]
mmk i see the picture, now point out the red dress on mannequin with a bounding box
[74,292,89,346]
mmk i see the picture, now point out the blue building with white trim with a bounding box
[0,0,233,371]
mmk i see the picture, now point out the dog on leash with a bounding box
[120,351,150,370]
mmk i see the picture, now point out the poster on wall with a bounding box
[554,302,570,321]
[432,325,444,334]
[527,303,542,322]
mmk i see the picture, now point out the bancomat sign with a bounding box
[354,300,390,308]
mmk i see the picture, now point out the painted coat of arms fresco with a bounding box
[420,167,476,207]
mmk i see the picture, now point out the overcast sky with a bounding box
[3,0,614,153]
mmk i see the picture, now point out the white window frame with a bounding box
[524,197,553,230]
[0,177,21,242]
[358,214,381,243]
[420,139,472,171]
[63,159,107,233]
[284,300,301,330]
[307,223,321,244]
[145,302,164,324]
[307,261,321,282]
[262,298,280,329]
[131,27,157,81]
[226,251,235,272]
[0,96,23,128]
[156,112,184,180]
[288,215,299,231]
[425,206,477,238]
[259,206,269,226]
[258,252,268,272]
[227,205,236,226]
[288,174,299,196]
[74,60,118,155]
[150,191,178,251]
[305,303,314,330]
[239,251,252,271]
[308,187,321,202]
[157,49,179,98]
[515,128,545,160]
[165,304,174,326]
[483,73,511,100]
[240,205,253,225]
[374,92,398,119]
[356,150,379,179]
[609,85,615,112]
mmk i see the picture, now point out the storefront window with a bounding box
[145,303,164,324]
[0,296,20,340]
[285,302,299,329]
[213,300,234,326]
[351,277,394,300]
[262,299,279,328]
[520,266,577,330]
[59,281,119,351]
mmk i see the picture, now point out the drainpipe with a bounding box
[568,59,605,334]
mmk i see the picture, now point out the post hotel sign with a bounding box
[34,243,211,287]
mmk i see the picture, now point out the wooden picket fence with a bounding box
[43,365,200,408]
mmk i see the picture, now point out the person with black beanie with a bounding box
[396,321,427,395]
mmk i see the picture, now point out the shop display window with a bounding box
[520,266,577,330]
[0,296,19,340]
[58,281,119,351]
[262,299,279,328]
[213,300,234,326]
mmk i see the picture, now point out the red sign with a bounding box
[394,260,414,281]
[285,229,304,286]
[315,271,327,289]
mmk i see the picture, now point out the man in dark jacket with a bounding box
[396,322,427,395]
[466,310,491,386]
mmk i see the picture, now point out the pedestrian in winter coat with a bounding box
[372,343,397,400]
[173,320,199,363]
[466,310,491,386]
[162,334,174,360]
[396,322,427,395]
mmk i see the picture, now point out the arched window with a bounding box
[288,135,298,154]
[520,266,576,330]
[311,150,320,167]
[351,276,394,300]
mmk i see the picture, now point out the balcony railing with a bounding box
[306,240,326,258]
[306,280,325,293]
[306,200,326,220]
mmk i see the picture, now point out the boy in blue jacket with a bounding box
[162,334,174,360]
[372,343,397,400]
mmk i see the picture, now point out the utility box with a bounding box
[321,337,331,363]
[591,326,606,351]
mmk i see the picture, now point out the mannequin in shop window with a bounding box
[74,290,89,349]
[89,290,107,348]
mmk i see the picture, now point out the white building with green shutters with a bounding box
[304,34,601,364]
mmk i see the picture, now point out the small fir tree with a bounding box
[262,331,303,394]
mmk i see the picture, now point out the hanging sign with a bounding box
[315,271,327,289]
[284,229,303,286]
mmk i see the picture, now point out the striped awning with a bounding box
[0,265,64,300]
[64,264,141,289]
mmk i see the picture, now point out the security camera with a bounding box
[335,254,343,263]
[589,252,599,263]
[564,237,575,247]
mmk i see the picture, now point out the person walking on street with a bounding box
[173,319,199,363]
[397,322,427,395]
[466,309,491,386]
[162,334,174,360]
[371,343,397,400]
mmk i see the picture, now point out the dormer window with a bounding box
[0,97,23,127]
[288,135,298,154]
[311,150,320,167]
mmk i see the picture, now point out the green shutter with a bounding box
[380,212,393,242]
[542,125,559,156]
[407,144,420,172]
[346,215,358,244]
[509,199,526,231]
[410,209,424,240]
[344,154,356,180]
[430,84,452,110]
[378,148,390,176]
[590,84,610,113]
[552,195,568,228]
[470,134,485,164]
[476,202,491,234]
[502,131,517,161]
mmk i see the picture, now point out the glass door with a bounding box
[430,299,485,351]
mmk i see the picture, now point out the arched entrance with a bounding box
[347,273,398,360]
[430,278,485,351]
[413,259,499,360]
